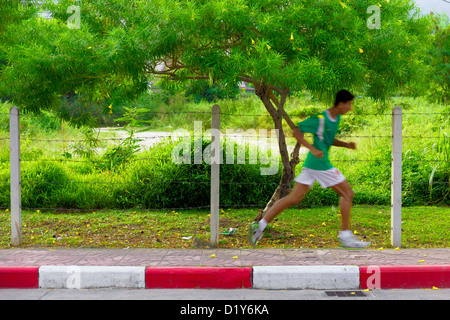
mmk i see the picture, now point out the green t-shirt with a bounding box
[297,110,340,171]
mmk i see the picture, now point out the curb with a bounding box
[252,266,360,290]
[39,266,146,289]
[0,267,39,289]
[146,267,253,289]
[1,265,449,290]
[360,265,450,289]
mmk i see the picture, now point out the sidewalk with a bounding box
[0,248,449,267]
[0,248,449,290]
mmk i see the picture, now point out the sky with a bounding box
[414,0,450,17]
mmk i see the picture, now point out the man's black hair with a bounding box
[334,90,355,106]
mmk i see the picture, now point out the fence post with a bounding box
[391,106,402,248]
[10,106,22,246]
[210,104,220,246]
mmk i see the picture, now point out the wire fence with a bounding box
[0,107,449,214]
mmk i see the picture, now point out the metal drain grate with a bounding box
[325,291,367,297]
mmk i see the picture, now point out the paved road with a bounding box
[2,288,449,300]
[95,128,302,154]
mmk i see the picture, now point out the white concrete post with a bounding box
[210,105,220,246]
[10,106,22,246]
[391,106,402,248]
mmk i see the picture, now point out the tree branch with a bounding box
[238,75,254,84]
[268,90,296,130]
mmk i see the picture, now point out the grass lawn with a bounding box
[1,206,448,249]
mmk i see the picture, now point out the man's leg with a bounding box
[263,182,311,224]
[330,180,354,231]
[331,180,370,248]
[248,183,310,246]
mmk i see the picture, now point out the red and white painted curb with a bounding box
[145,267,252,289]
[1,265,449,289]
[360,265,450,289]
[0,267,39,289]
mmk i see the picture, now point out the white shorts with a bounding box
[294,167,346,189]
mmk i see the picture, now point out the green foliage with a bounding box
[56,94,112,128]
[95,136,140,172]
[185,80,240,103]
[0,91,448,212]
[0,0,442,210]
[0,0,438,113]
[112,136,281,209]
[69,126,103,159]
[0,0,40,100]
[402,130,450,206]
[425,14,449,104]
[20,161,70,208]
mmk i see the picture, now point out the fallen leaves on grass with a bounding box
[1,206,448,249]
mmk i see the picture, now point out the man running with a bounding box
[249,90,370,248]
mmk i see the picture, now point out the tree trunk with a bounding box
[253,83,302,221]
[259,140,301,219]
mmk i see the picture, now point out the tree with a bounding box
[426,12,449,104]
[0,0,434,216]
[0,0,40,100]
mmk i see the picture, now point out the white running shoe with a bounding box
[339,230,371,248]
[248,222,263,247]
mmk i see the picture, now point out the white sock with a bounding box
[339,230,353,238]
[258,218,268,232]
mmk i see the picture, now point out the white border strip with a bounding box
[39,266,146,289]
[253,266,360,290]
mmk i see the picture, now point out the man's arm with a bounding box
[292,127,324,158]
[332,139,356,149]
